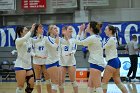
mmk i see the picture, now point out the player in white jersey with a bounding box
[44,25,60,93]
[14,24,35,93]
[75,22,105,93]
[102,25,127,93]
[59,26,78,93]
[32,24,51,93]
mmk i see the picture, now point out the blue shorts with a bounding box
[14,67,32,71]
[107,58,121,69]
[46,61,59,69]
[90,63,104,72]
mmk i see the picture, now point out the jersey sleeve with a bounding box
[45,36,58,48]
[71,44,77,54]
[15,31,31,46]
[75,35,93,46]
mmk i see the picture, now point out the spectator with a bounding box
[125,35,139,81]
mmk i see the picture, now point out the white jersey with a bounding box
[44,36,60,64]
[15,31,32,69]
[32,36,47,65]
[76,34,105,67]
[59,38,77,66]
[103,37,118,61]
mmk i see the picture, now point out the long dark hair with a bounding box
[108,25,120,46]
[14,25,25,43]
[32,24,41,37]
[89,21,101,35]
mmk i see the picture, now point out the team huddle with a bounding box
[14,21,128,93]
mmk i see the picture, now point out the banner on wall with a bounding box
[0,22,140,47]
[0,0,16,10]
[82,0,109,6]
[119,57,140,77]
[22,0,46,9]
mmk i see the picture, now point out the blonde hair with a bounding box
[48,25,55,36]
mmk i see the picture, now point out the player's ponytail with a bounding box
[108,25,120,46]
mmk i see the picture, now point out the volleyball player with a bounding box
[75,22,105,93]
[44,25,60,93]
[59,26,78,93]
[14,24,35,93]
[32,24,51,93]
[102,25,128,93]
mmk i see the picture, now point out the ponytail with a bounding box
[108,25,120,46]
[115,29,120,46]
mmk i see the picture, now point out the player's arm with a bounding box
[71,44,77,54]
[31,49,47,59]
[15,31,31,46]
[15,24,35,46]
[75,35,92,46]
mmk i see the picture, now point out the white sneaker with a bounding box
[131,78,139,82]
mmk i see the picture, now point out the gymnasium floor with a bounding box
[0,82,140,93]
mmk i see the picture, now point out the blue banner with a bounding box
[0,22,140,47]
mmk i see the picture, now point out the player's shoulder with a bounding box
[109,37,116,41]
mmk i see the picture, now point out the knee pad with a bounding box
[45,79,51,85]
[101,83,108,89]
[51,83,58,90]
[25,75,34,93]
[16,87,24,93]
[87,87,94,93]
[71,81,78,87]
[36,79,42,85]
[95,87,103,93]
[26,74,34,85]
[59,83,65,89]
[116,83,124,90]
[25,87,33,93]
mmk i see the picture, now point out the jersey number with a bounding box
[27,47,31,53]
[64,46,69,51]
[39,46,44,51]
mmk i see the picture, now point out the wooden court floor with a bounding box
[0,82,140,93]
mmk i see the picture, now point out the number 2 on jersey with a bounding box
[64,46,69,51]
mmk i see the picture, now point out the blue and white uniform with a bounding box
[103,37,121,69]
[44,36,60,69]
[32,36,47,65]
[76,34,105,71]
[59,38,77,66]
[15,31,33,70]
